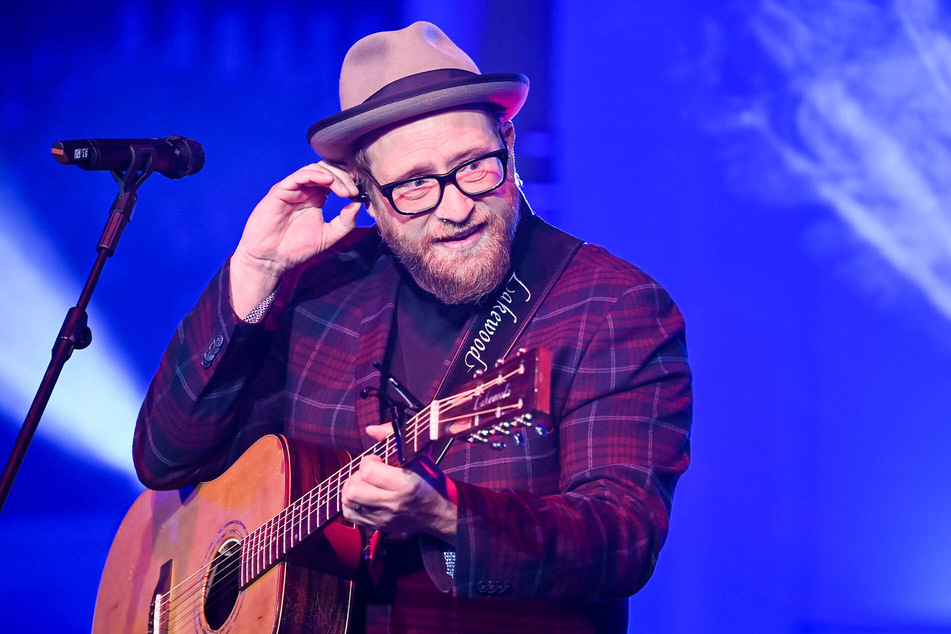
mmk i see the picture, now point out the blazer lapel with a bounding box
[353,252,400,448]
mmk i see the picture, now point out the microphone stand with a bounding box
[0,148,157,512]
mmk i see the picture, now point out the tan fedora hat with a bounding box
[307,21,529,162]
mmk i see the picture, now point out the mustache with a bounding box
[429,216,489,242]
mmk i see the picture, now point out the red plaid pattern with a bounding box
[133,227,691,633]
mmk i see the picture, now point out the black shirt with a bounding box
[385,272,473,410]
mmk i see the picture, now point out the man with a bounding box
[133,22,691,633]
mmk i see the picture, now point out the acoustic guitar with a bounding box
[92,349,550,633]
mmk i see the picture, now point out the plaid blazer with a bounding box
[134,221,692,633]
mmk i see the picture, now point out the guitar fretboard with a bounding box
[238,427,396,586]
[237,358,537,587]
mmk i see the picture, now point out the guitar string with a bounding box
[162,402,489,630]
[161,432,398,632]
[159,434,385,633]
[164,401,529,632]
[160,408,422,631]
[160,376,523,632]
[158,368,523,629]
[161,371,527,631]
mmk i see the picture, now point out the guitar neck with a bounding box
[238,433,393,587]
[239,350,550,588]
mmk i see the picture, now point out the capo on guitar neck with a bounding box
[371,362,424,410]
[361,363,424,463]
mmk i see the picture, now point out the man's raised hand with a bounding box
[229,162,361,317]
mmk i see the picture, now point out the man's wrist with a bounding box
[426,490,458,545]
[229,253,282,317]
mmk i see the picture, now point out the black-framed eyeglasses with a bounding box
[359,147,510,215]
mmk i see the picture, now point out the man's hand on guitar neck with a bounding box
[340,423,458,546]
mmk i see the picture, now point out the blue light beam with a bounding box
[0,160,143,482]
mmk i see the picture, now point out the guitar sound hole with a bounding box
[204,538,240,630]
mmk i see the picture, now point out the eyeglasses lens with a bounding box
[392,156,505,214]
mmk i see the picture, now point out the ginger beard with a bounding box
[375,184,520,305]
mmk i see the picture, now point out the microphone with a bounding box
[51,136,205,179]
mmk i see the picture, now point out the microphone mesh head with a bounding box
[164,135,206,178]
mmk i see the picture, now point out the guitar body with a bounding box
[93,435,361,634]
[94,349,551,633]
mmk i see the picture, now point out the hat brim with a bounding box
[307,73,529,162]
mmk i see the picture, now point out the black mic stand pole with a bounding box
[0,149,158,512]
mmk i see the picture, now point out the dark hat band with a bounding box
[307,71,527,147]
[363,68,478,104]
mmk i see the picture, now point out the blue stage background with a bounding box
[2,1,950,631]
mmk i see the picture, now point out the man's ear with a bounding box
[500,120,521,188]
[501,120,516,153]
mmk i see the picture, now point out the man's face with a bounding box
[360,109,520,304]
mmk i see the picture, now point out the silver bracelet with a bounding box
[243,289,277,324]
[443,549,456,578]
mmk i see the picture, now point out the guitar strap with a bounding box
[428,200,584,462]
[365,202,582,567]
